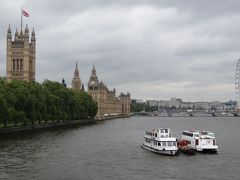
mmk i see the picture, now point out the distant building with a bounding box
[169,98,181,108]
[224,100,236,110]
[179,102,194,109]
[147,98,182,109]
[193,102,210,110]
[146,97,230,111]
[71,62,83,90]
[209,101,223,111]
[88,64,131,119]
[6,25,36,81]
[159,100,170,107]
[147,100,159,107]
[131,99,145,104]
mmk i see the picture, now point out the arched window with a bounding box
[17,59,19,70]
[13,59,16,71]
[20,59,23,71]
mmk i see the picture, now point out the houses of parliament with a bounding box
[6,24,131,120]
[72,62,131,119]
[6,25,35,81]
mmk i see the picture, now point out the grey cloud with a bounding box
[0,0,239,101]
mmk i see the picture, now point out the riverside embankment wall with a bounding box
[0,115,131,135]
[0,119,96,135]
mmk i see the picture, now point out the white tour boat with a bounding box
[181,130,218,153]
[142,128,178,156]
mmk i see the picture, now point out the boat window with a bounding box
[154,141,157,145]
[145,139,151,143]
[209,133,214,137]
[182,132,193,137]
[194,134,199,137]
[168,142,172,146]
[158,142,161,146]
[172,142,176,146]
[162,142,166,146]
[161,129,164,133]
[146,131,152,135]
[146,131,160,137]
[165,129,168,133]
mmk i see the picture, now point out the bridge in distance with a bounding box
[133,110,239,117]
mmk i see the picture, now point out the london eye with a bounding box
[235,59,240,110]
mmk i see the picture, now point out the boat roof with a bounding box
[147,128,170,132]
[183,130,214,134]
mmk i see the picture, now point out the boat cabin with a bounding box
[145,128,172,138]
[181,130,218,152]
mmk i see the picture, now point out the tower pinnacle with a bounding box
[7,25,12,39]
[25,24,29,34]
[88,63,99,88]
[92,63,96,74]
[71,61,82,90]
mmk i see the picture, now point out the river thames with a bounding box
[0,116,240,180]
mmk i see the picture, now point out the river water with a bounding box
[0,116,240,180]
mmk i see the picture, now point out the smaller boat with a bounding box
[181,130,218,153]
[142,128,178,156]
[178,140,196,155]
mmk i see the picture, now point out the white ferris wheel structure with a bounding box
[235,59,240,110]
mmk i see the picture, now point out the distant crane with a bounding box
[235,59,240,111]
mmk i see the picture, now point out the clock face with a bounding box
[90,80,95,85]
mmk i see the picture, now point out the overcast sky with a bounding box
[0,0,239,102]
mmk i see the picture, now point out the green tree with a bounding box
[0,95,8,127]
[0,78,98,128]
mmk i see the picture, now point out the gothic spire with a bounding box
[74,61,79,77]
[88,63,99,88]
[31,28,36,41]
[71,61,82,90]
[25,24,29,34]
[7,25,11,33]
[32,28,35,36]
[92,63,96,74]
[24,24,29,39]
[7,25,12,39]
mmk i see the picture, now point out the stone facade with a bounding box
[71,62,83,90]
[87,65,131,119]
[6,25,36,81]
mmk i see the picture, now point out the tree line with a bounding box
[131,100,179,112]
[0,77,98,128]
